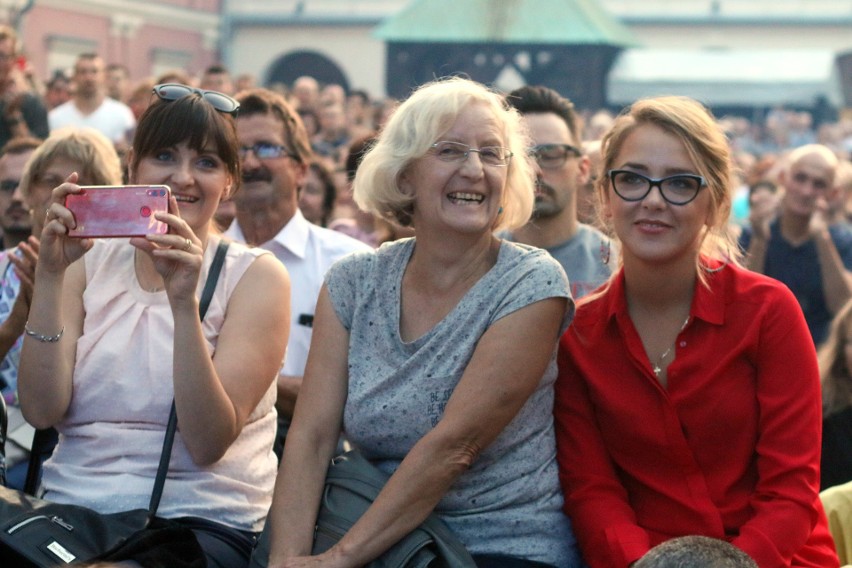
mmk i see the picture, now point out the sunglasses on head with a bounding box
[152,83,240,116]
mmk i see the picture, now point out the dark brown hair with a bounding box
[306,159,337,227]
[129,93,241,194]
[506,85,582,144]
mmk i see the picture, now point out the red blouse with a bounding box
[555,264,838,568]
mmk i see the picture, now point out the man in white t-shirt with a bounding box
[225,88,369,451]
[48,53,135,145]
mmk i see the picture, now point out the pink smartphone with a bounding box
[65,185,170,238]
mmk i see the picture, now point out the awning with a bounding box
[375,0,638,46]
[607,48,843,107]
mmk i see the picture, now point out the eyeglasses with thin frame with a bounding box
[238,143,296,161]
[152,83,240,116]
[608,169,706,205]
[429,141,512,167]
[528,144,582,169]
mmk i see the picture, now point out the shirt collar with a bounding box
[270,209,310,259]
[692,260,726,326]
[604,260,727,327]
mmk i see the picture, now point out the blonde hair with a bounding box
[353,76,534,232]
[20,128,122,201]
[594,96,740,285]
[820,299,852,417]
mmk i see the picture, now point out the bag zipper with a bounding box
[7,514,74,535]
[315,523,345,540]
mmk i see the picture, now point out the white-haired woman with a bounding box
[266,77,582,568]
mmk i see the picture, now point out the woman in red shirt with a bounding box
[554,96,838,568]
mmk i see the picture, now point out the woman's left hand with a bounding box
[130,195,202,307]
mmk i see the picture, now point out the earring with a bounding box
[600,238,611,265]
[497,206,504,215]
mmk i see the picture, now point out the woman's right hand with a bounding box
[39,172,94,273]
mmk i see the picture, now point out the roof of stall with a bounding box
[374,0,638,45]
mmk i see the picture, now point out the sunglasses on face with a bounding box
[151,83,240,116]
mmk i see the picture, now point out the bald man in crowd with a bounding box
[740,144,852,344]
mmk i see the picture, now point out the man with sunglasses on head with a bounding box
[740,144,852,345]
[224,88,369,455]
[504,85,613,299]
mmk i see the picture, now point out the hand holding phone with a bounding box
[65,185,170,238]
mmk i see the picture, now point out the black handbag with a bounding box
[0,240,229,567]
[250,450,476,568]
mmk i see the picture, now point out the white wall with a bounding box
[229,24,387,97]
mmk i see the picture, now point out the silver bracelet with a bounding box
[24,322,64,343]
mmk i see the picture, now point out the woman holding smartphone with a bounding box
[554,96,838,567]
[16,85,290,567]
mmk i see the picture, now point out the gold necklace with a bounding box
[652,316,690,377]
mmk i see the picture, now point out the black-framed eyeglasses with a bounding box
[429,141,512,167]
[152,83,240,116]
[528,144,582,169]
[238,143,295,161]
[608,170,706,205]
[0,179,19,193]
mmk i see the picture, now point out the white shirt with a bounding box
[48,97,136,144]
[225,210,371,376]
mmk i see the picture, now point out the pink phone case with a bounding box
[65,185,170,238]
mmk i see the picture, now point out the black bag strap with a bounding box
[147,238,229,515]
[199,239,231,321]
[23,427,56,495]
[147,238,230,516]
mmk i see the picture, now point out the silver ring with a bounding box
[183,238,192,252]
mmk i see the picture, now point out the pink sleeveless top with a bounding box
[41,237,279,531]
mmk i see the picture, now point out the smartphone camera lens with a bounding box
[159,190,166,196]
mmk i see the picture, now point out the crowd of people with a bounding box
[3,18,852,568]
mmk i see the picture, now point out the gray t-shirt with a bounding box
[325,237,582,567]
[505,223,613,299]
